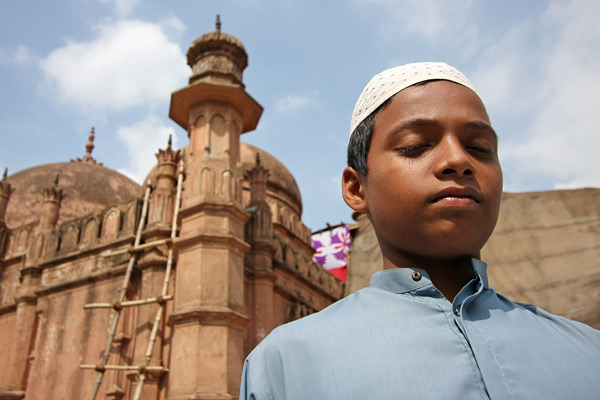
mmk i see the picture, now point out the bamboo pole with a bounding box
[86,183,152,400]
[100,238,171,257]
[133,152,184,400]
[83,295,173,309]
[80,364,168,372]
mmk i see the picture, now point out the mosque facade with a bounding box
[1,21,599,400]
[0,22,343,400]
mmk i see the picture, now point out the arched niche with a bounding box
[221,170,233,197]
[102,209,121,238]
[61,223,80,251]
[199,167,215,195]
[273,236,284,261]
[285,245,297,270]
[124,202,137,233]
[191,114,207,159]
[230,119,241,162]
[81,218,99,244]
[209,114,227,159]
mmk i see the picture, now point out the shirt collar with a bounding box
[369,258,489,295]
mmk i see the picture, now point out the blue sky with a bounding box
[1,0,598,231]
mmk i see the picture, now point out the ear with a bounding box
[342,167,367,212]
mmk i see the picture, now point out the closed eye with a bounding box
[466,146,495,156]
[396,145,429,155]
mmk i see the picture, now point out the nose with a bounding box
[434,137,475,179]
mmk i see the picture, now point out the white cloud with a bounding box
[470,22,539,114]
[40,19,189,111]
[116,114,180,183]
[275,91,319,113]
[500,0,600,190]
[99,0,142,17]
[0,45,36,66]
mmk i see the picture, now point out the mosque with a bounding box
[0,20,598,400]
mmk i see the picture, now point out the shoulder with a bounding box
[516,300,600,346]
[240,290,369,399]
[258,287,372,347]
[487,289,600,348]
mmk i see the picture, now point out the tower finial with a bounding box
[168,134,172,149]
[2,168,7,180]
[216,14,221,32]
[72,127,101,164]
[54,174,59,187]
[85,127,95,157]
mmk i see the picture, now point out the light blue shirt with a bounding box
[240,259,600,399]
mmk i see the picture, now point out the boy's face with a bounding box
[343,81,503,267]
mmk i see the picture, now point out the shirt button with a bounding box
[454,308,461,316]
[411,271,422,281]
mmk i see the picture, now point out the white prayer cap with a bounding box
[349,62,478,137]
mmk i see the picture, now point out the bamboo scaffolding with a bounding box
[132,153,184,400]
[80,365,169,372]
[83,295,173,309]
[100,238,171,257]
[84,183,152,400]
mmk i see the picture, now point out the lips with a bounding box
[431,187,482,204]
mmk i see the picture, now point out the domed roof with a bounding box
[5,162,141,228]
[241,143,302,214]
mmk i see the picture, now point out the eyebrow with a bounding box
[386,118,498,140]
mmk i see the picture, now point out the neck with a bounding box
[383,254,477,301]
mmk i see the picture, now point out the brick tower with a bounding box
[167,16,263,399]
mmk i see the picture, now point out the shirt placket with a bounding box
[455,291,515,400]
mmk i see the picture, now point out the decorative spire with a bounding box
[216,15,221,33]
[0,168,12,223]
[71,127,102,165]
[84,127,95,159]
[156,135,181,167]
[54,174,59,187]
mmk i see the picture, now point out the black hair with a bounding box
[346,96,393,176]
[346,80,440,176]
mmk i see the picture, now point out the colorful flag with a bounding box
[311,225,350,282]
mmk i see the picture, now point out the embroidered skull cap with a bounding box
[349,62,478,137]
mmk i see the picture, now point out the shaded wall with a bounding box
[346,188,600,329]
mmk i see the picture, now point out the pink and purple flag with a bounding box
[311,225,350,282]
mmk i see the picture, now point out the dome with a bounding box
[241,143,302,215]
[5,162,141,228]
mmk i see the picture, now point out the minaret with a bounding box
[168,17,263,399]
[40,175,63,229]
[147,135,181,228]
[0,168,13,256]
[244,153,276,349]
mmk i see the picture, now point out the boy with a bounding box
[240,62,600,399]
